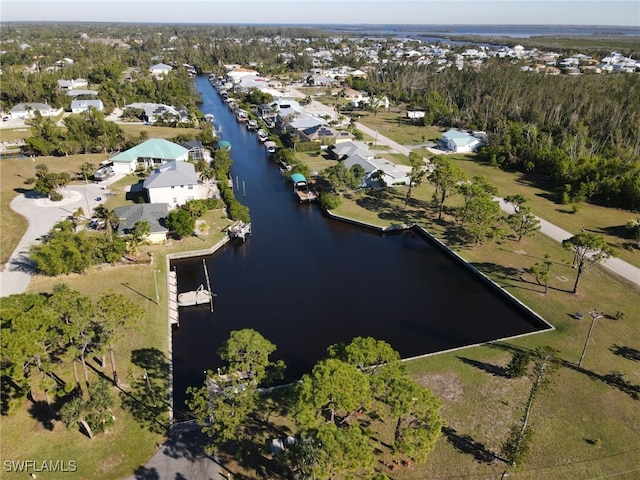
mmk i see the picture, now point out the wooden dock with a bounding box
[169,270,179,326]
[295,189,317,202]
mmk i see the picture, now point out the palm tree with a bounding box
[61,396,94,439]
[94,205,120,243]
[79,162,95,183]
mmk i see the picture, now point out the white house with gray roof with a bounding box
[330,141,373,160]
[71,99,104,113]
[9,103,61,119]
[143,160,199,207]
[343,154,412,188]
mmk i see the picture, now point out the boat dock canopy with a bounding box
[290,173,307,185]
[217,140,231,150]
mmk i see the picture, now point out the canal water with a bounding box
[171,77,546,416]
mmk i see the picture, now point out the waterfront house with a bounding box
[114,203,169,244]
[143,160,200,207]
[181,140,206,162]
[110,138,189,174]
[150,63,173,78]
[343,154,411,187]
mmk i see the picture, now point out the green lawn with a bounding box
[1,211,232,480]
[0,153,106,265]
[329,186,640,480]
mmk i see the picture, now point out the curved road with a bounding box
[0,181,114,297]
[293,87,639,287]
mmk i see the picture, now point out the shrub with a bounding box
[319,192,342,211]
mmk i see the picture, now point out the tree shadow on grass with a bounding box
[489,343,640,401]
[457,357,509,378]
[442,426,503,464]
[565,365,640,401]
[610,345,640,362]
[121,348,170,434]
[27,386,77,431]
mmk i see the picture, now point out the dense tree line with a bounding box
[364,62,640,210]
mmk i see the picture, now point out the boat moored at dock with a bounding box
[257,129,269,142]
[290,173,317,202]
[177,284,213,307]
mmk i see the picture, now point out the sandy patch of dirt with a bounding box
[413,372,464,402]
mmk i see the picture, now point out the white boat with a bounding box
[177,284,213,307]
[257,129,268,142]
[264,140,277,153]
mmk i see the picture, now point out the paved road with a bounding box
[122,430,225,480]
[0,181,115,297]
[498,199,640,286]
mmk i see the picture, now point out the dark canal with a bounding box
[171,77,547,417]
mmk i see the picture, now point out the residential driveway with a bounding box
[122,429,225,480]
[0,181,114,297]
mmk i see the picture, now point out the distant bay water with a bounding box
[319,24,640,39]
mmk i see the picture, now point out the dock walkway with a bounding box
[169,270,179,326]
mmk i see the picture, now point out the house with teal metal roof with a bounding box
[440,129,482,153]
[110,138,189,174]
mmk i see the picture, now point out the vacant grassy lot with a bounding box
[328,187,640,480]
[291,106,640,478]
[0,209,232,480]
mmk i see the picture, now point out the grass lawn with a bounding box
[0,153,106,265]
[328,187,640,480]
[0,126,33,143]
[353,115,640,269]
[119,124,201,140]
[0,210,232,480]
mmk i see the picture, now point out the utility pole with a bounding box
[579,308,603,367]
[153,269,159,305]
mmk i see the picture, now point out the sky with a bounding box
[1,0,639,26]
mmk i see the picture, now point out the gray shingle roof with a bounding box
[114,203,169,234]
[143,160,198,189]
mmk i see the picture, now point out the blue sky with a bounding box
[2,0,639,26]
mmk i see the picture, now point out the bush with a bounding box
[167,209,195,238]
[319,192,342,211]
